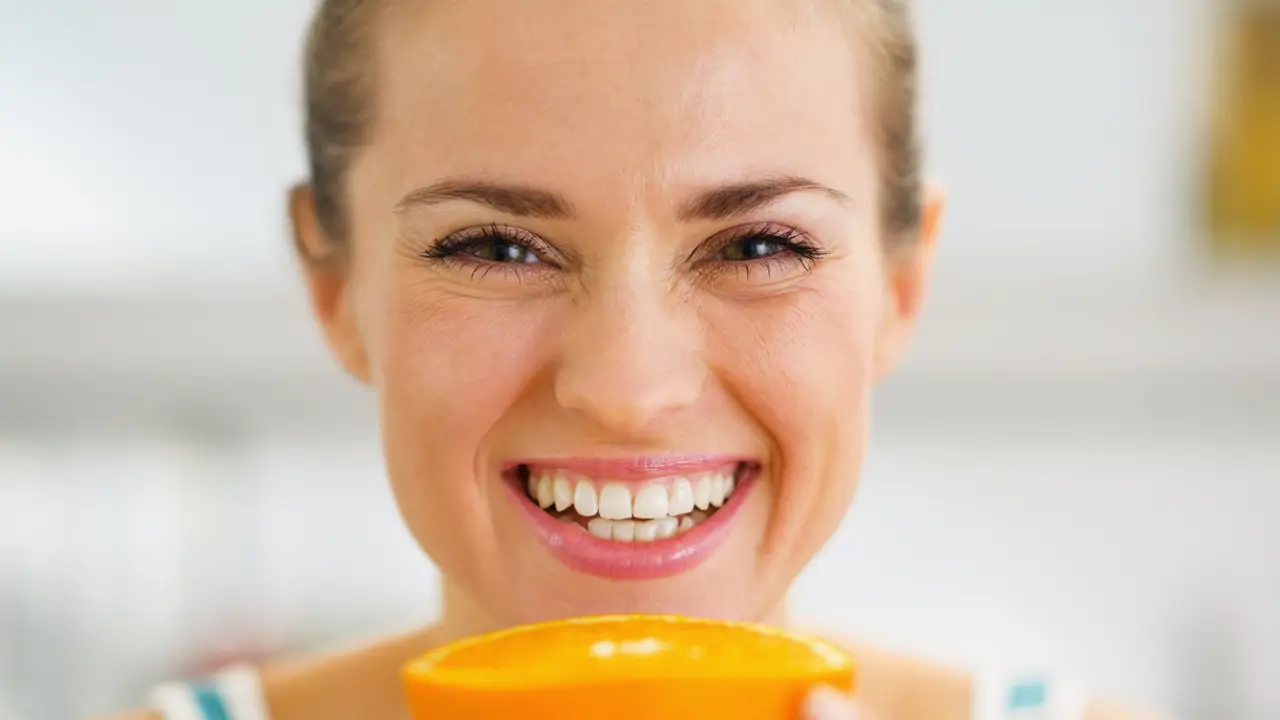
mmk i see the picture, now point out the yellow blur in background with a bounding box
[1209,2,1280,255]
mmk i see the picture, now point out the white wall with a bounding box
[0,0,1223,293]
[917,0,1218,273]
[0,1,313,293]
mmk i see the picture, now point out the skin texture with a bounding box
[104,0,1162,718]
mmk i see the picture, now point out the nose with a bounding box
[553,276,706,437]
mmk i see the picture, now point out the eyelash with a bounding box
[419,222,828,280]
[697,224,829,280]
[419,223,558,280]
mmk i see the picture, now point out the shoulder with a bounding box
[835,639,972,720]
[258,626,441,720]
[1085,699,1170,720]
[100,627,442,720]
[828,636,1166,720]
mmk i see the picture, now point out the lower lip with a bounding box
[506,468,758,581]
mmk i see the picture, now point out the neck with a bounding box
[436,579,791,642]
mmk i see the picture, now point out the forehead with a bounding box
[367,0,874,207]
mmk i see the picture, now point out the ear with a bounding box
[872,184,945,382]
[288,184,371,384]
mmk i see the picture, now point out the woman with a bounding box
[113,0,1158,717]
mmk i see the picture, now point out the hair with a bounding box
[301,0,920,252]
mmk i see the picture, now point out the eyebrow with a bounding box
[395,179,575,219]
[677,176,854,221]
[394,175,851,221]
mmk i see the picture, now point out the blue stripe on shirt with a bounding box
[191,682,233,720]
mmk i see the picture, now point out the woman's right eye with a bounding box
[420,225,552,270]
[457,236,541,264]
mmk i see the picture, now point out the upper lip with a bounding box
[505,454,752,481]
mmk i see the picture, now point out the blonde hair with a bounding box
[301,0,921,248]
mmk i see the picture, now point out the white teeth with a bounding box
[669,477,695,516]
[651,516,679,540]
[534,469,738,526]
[709,474,727,508]
[611,520,636,542]
[587,516,696,541]
[693,476,712,511]
[598,483,632,520]
[553,475,573,512]
[587,518,613,540]
[633,520,658,542]
[573,481,598,517]
[632,484,669,519]
[536,475,555,509]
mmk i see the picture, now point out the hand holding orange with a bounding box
[403,615,856,719]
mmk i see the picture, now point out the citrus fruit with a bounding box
[402,614,856,719]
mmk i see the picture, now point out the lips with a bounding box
[504,456,759,580]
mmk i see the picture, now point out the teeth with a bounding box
[536,475,555,509]
[652,516,679,540]
[586,516,699,542]
[531,469,740,523]
[573,481,598,517]
[611,520,636,542]
[553,475,573,512]
[709,474,727,508]
[669,477,695,515]
[632,484,669,519]
[693,476,712,511]
[599,483,632,520]
[633,520,658,542]
[587,517,613,540]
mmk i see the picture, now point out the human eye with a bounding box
[420,223,558,281]
[697,223,830,283]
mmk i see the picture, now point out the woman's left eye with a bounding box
[697,225,828,282]
[718,234,788,262]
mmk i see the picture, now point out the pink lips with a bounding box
[505,456,757,580]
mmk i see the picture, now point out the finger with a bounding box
[800,684,863,720]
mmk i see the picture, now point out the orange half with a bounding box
[403,615,855,719]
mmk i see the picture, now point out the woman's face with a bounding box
[297,0,937,628]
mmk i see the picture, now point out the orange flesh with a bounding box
[403,615,856,719]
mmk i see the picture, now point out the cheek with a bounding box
[363,277,554,560]
[375,287,555,456]
[706,264,884,451]
[704,258,885,561]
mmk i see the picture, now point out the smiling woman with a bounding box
[101,0,1164,719]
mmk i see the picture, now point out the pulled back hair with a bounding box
[301,0,920,251]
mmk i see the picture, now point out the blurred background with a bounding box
[2,0,1278,717]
